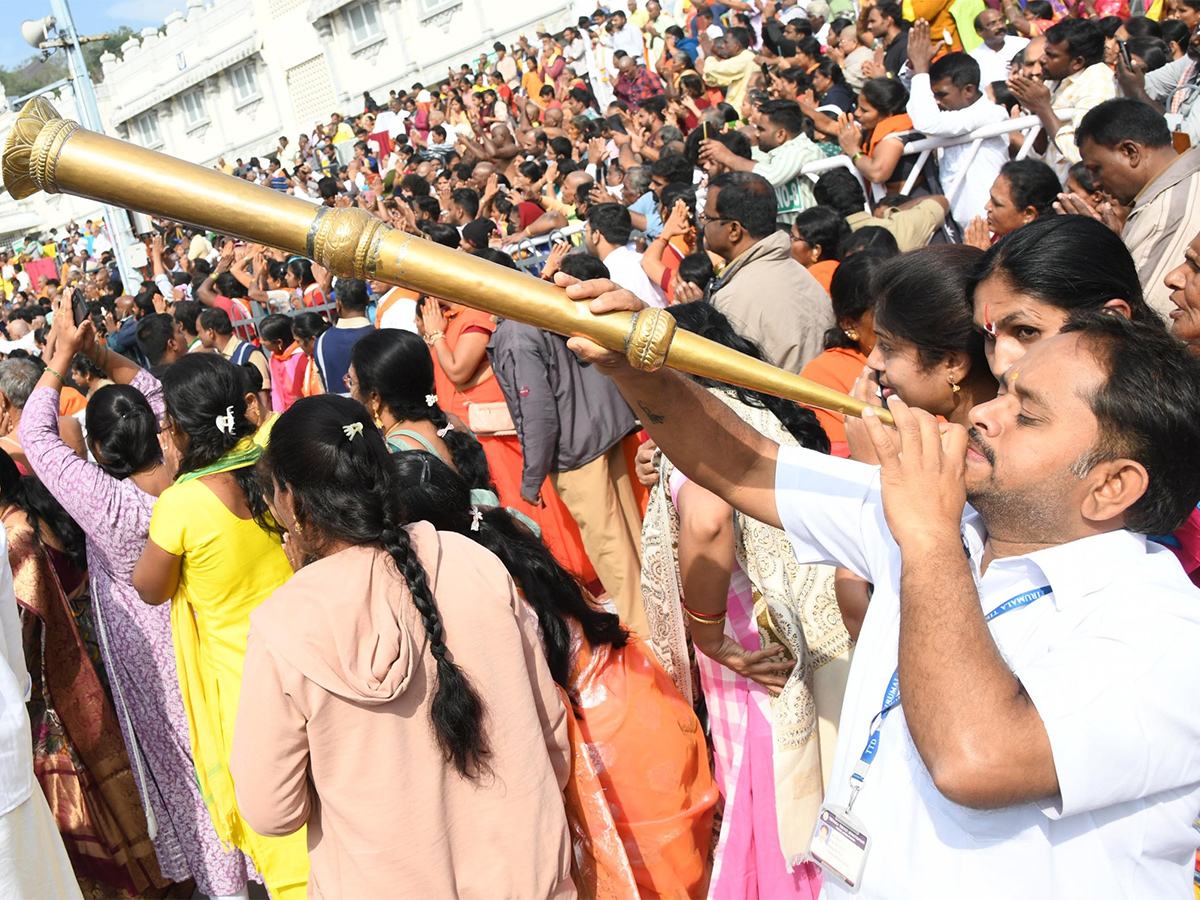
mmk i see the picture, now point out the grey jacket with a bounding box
[709,229,834,373]
[490,320,637,497]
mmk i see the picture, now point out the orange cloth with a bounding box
[374,286,419,327]
[302,283,326,309]
[865,113,915,155]
[807,259,839,295]
[660,235,693,304]
[300,356,323,398]
[561,622,717,899]
[523,69,547,108]
[910,0,963,51]
[800,346,868,457]
[432,308,597,583]
[624,432,651,517]
[58,386,87,417]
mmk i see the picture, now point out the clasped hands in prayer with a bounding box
[560,274,971,547]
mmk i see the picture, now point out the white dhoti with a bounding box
[0,788,82,900]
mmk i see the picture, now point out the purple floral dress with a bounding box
[18,372,257,895]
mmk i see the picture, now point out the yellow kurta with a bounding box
[149,478,309,898]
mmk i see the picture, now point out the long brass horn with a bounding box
[2,97,892,425]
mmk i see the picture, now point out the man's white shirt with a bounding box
[774,445,1200,899]
[376,286,419,333]
[603,245,667,308]
[970,36,1030,87]
[906,73,1009,230]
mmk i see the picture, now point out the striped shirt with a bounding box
[1046,62,1116,178]
[1143,57,1200,145]
[1122,147,1200,320]
[750,133,824,224]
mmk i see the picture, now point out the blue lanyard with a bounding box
[845,585,1052,811]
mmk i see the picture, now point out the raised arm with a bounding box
[18,317,129,535]
[860,399,1059,809]
[421,302,492,386]
[641,199,691,288]
[559,276,783,529]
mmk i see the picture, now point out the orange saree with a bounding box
[561,618,718,899]
[433,308,597,582]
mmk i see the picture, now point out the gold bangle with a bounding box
[682,601,726,625]
[424,331,445,346]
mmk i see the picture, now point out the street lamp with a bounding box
[20,3,143,295]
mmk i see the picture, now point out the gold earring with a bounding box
[295,521,304,534]
[949,378,961,393]
[845,330,859,341]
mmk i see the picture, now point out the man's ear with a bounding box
[1079,457,1150,528]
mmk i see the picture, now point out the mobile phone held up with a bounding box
[1118,39,1133,70]
[71,288,90,328]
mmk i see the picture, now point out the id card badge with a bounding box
[807,804,871,894]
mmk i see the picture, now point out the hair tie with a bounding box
[425,394,438,407]
[437,422,453,438]
[419,454,431,484]
[343,422,364,441]
[505,507,543,538]
[470,506,482,532]
[215,406,235,435]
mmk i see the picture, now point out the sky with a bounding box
[0,0,190,72]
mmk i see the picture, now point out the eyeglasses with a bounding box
[343,373,356,389]
[697,213,735,227]
[790,232,809,244]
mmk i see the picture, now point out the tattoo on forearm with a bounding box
[638,401,665,425]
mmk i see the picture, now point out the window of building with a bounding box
[180,89,208,128]
[134,112,162,148]
[418,0,460,17]
[344,0,382,45]
[230,61,261,105]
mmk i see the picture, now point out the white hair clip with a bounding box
[470,506,482,532]
[343,422,364,441]
[437,422,453,438]
[425,394,438,407]
[215,406,235,435]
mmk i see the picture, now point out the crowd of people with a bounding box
[4,0,1200,898]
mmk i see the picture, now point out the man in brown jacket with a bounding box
[703,171,834,373]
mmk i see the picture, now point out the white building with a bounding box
[0,0,576,242]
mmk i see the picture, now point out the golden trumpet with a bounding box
[2,97,892,426]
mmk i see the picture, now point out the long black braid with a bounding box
[262,394,490,778]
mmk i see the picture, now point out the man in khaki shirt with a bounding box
[700,27,758,114]
[814,169,950,252]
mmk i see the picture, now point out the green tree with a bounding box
[0,22,141,97]
[82,25,139,83]
[0,55,67,100]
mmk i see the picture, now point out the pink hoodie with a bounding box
[231,523,575,899]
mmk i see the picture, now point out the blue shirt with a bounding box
[629,190,663,239]
[314,322,373,395]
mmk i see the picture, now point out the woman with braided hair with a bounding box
[230,394,574,899]
[348,326,597,583]
[392,450,718,899]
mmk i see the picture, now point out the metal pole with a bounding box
[47,0,143,294]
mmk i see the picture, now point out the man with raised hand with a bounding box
[558,271,1200,899]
